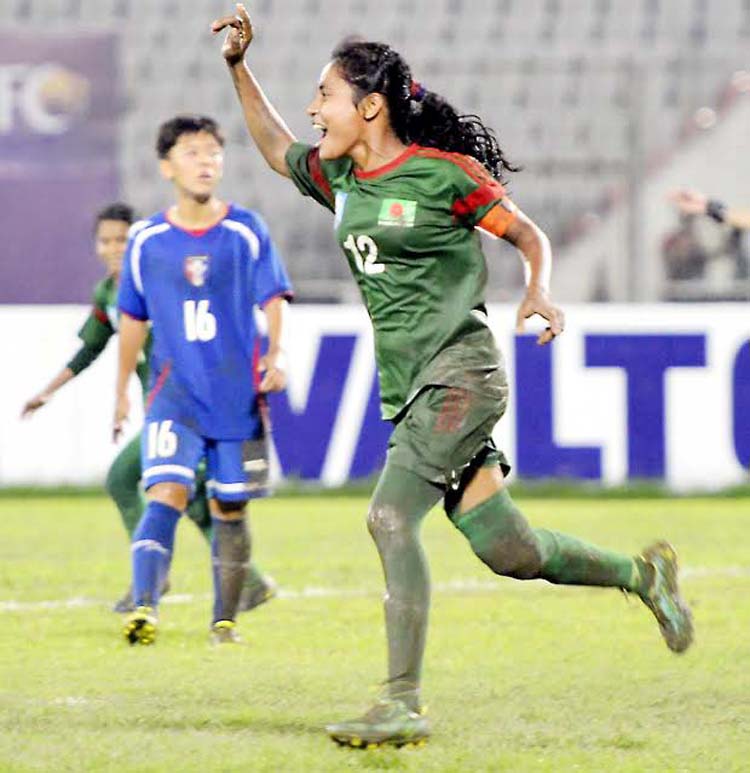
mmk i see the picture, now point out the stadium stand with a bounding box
[2,0,749,299]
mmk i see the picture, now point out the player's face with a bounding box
[307,62,365,160]
[160,131,224,202]
[95,219,130,276]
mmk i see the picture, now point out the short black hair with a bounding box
[156,114,225,158]
[94,202,138,227]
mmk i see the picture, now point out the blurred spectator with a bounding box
[669,188,750,230]
[661,214,710,281]
[663,188,750,299]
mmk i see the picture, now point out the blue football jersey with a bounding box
[118,204,292,440]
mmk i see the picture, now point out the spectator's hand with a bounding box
[113,392,130,443]
[20,392,50,418]
[515,288,565,346]
[668,188,708,216]
[258,350,287,393]
[212,3,254,65]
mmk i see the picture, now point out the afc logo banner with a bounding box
[0,62,90,136]
[0,31,120,304]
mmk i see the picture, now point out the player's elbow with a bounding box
[508,214,549,256]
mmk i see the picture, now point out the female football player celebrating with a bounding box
[213,4,693,748]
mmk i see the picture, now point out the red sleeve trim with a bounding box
[308,148,333,204]
[92,307,109,325]
[452,179,507,219]
[415,146,507,220]
[415,146,498,187]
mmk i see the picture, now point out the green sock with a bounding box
[368,462,443,711]
[105,433,144,537]
[451,490,641,591]
[535,527,642,590]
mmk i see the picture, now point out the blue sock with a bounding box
[131,501,181,608]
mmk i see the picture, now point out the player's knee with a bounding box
[384,592,428,615]
[211,498,247,520]
[471,534,543,579]
[148,482,189,511]
[367,503,409,547]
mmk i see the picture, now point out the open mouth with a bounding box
[313,122,328,138]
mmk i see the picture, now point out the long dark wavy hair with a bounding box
[331,38,520,184]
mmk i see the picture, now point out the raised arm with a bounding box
[723,207,750,230]
[668,188,750,230]
[212,3,296,176]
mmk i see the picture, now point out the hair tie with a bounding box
[409,80,426,101]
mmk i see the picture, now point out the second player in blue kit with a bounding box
[115,114,292,645]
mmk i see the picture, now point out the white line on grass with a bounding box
[0,566,747,614]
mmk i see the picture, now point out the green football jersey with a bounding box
[286,142,510,420]
[77,275,150,393]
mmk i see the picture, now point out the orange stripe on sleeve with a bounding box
[477,199,518,238]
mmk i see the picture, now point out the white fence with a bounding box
[3,304,749,491]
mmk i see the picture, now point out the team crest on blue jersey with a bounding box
[184,255,210,287]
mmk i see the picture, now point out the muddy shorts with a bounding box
[386,382,511,496]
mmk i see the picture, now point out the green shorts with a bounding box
[387,383,511,492]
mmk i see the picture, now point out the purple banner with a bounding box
[0,32,121,303]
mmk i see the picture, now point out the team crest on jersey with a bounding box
[184,255,210,286]
[378,198,417,228]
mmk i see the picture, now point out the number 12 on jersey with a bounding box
[183,299,217,342]
[343,234,385,275]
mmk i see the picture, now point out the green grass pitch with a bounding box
[0,493,748,772]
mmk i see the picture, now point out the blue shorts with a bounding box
[140,418,269,502]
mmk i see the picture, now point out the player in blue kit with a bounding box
[114,114,292,645]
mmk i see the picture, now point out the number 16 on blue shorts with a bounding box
[140,418,266,502]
